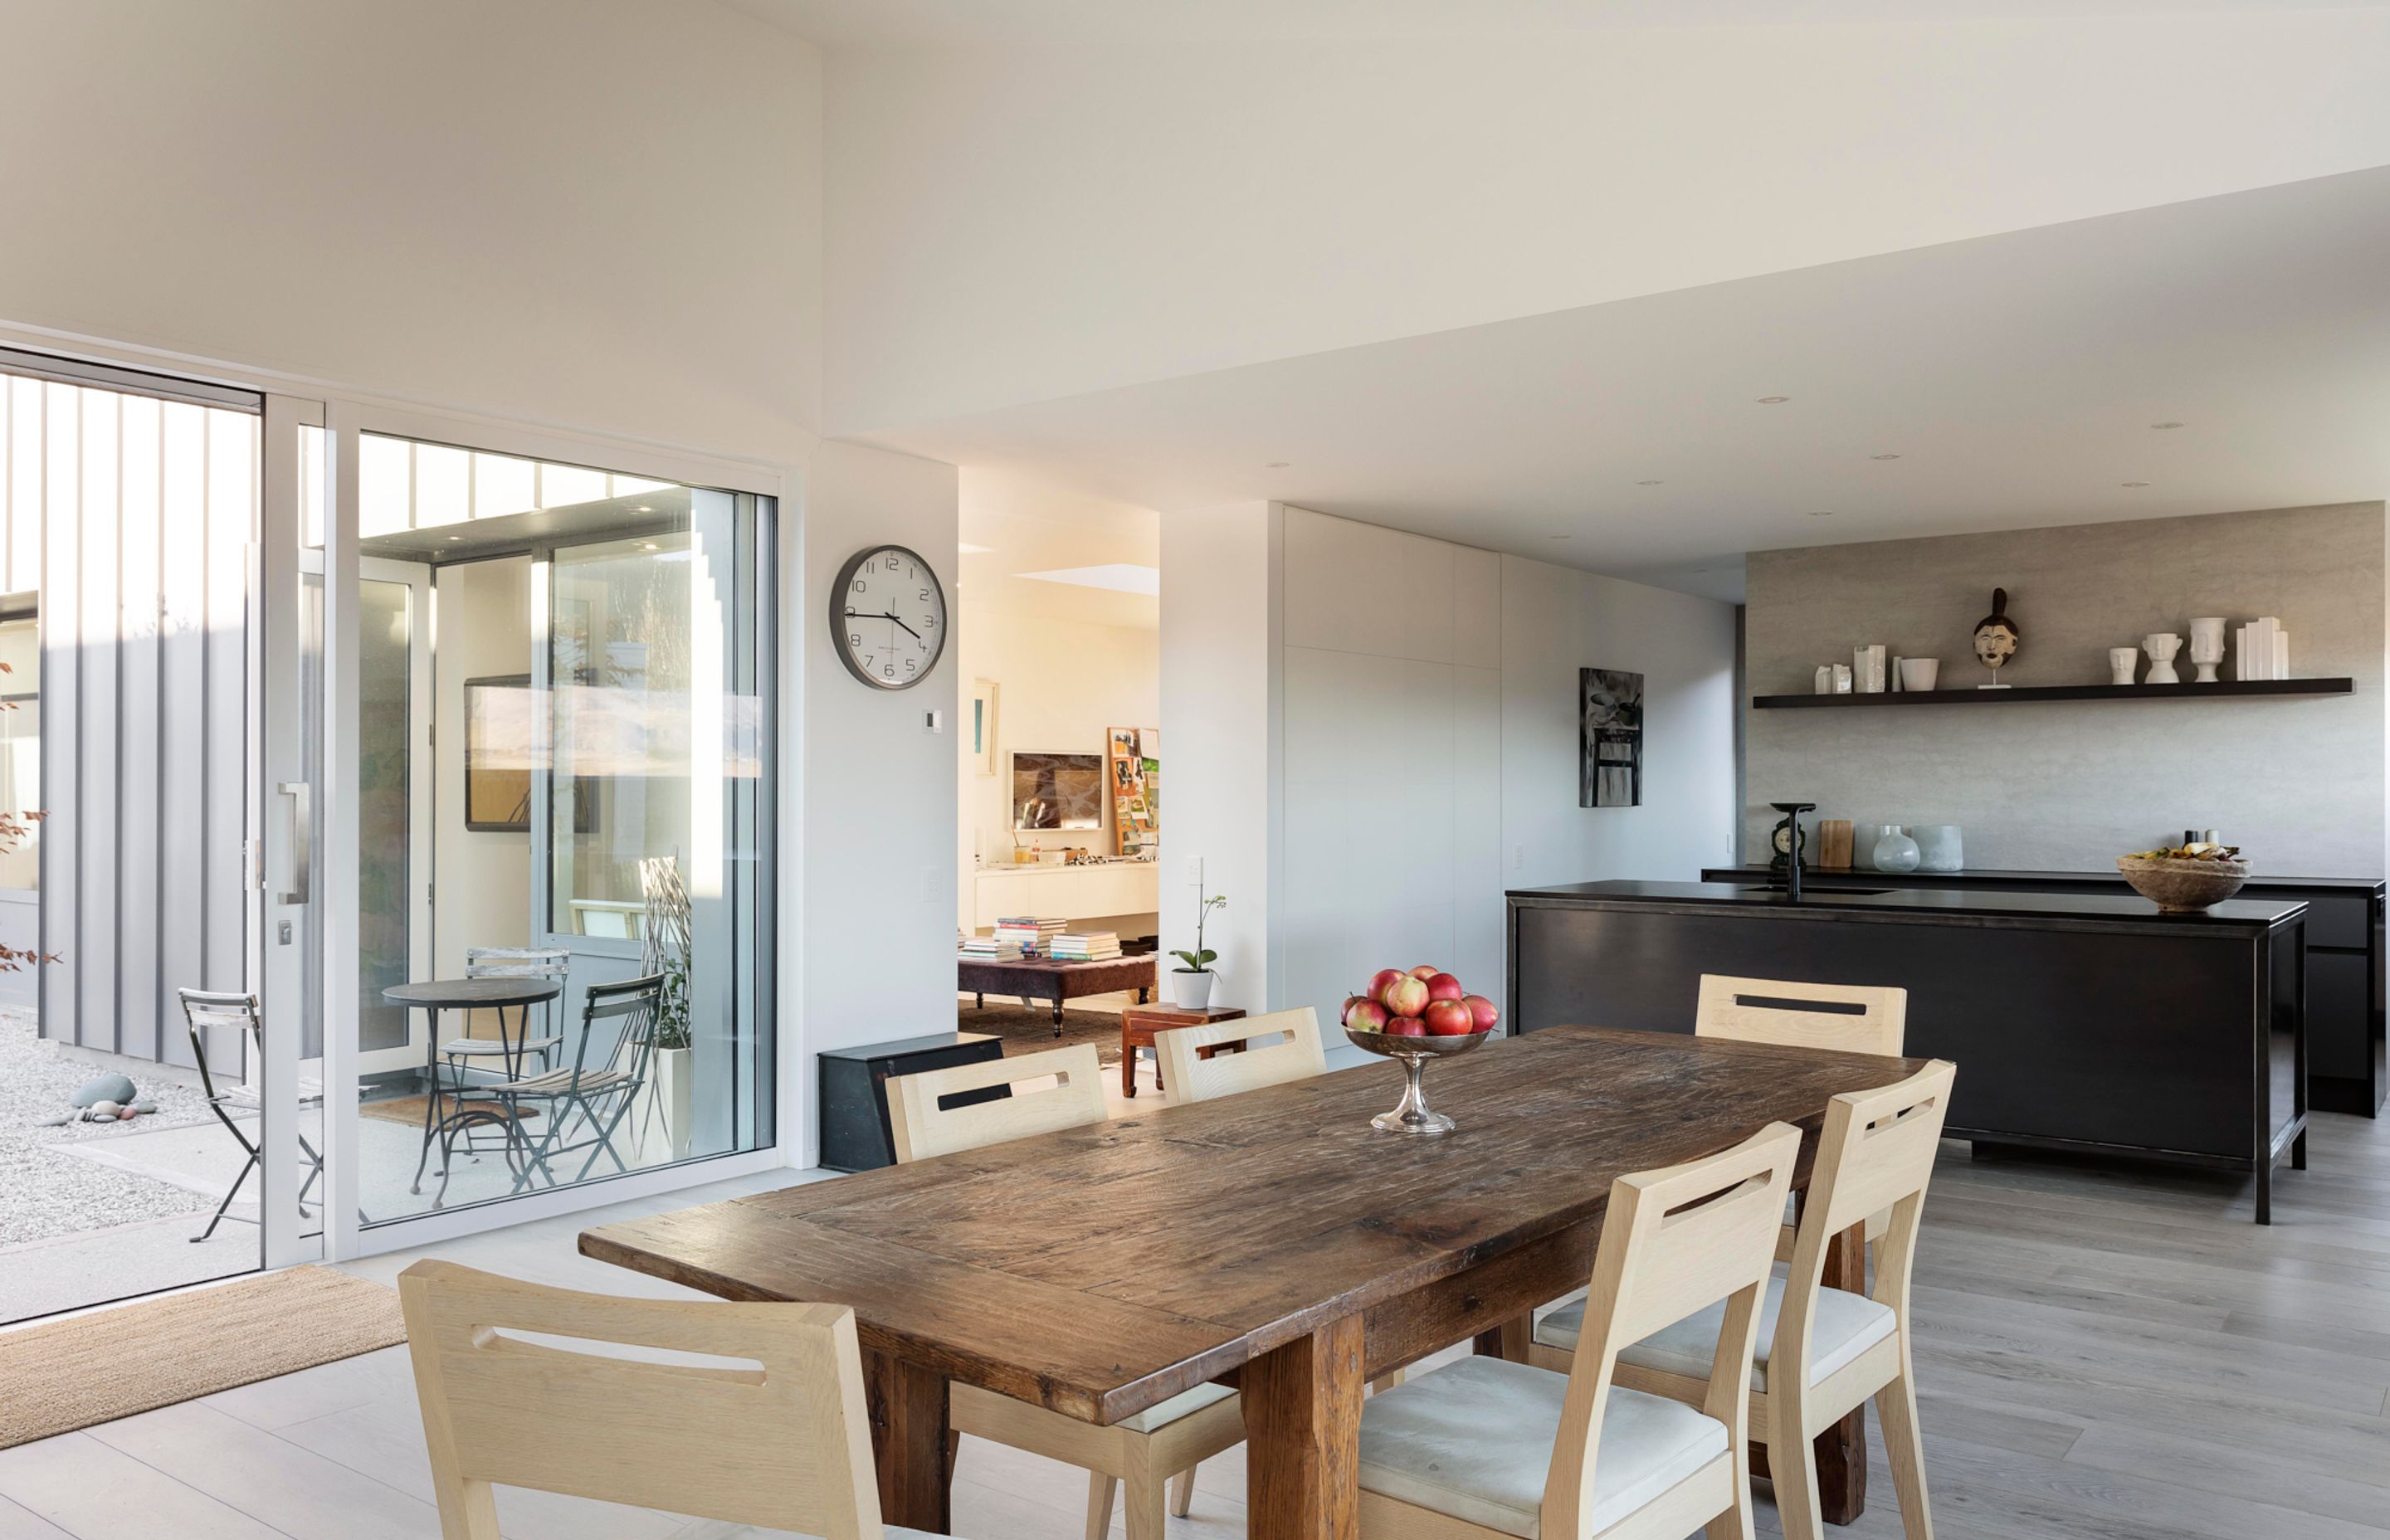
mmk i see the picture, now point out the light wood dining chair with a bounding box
[1697,973,1907,1260]
[397,1259,944,1539]
[1531,1062,1955,1540]
[1155,1005,1328,1105]
[1357,1122,1800,1540]
[1695,975,1907,1056]
[883,1044,1243,1539]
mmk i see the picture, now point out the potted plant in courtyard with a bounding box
[634,857,695,1163]
[1170,864,1228,1009]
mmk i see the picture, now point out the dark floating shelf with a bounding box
[1753,678,2355,709]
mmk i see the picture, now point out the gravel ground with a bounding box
[0,1005,221,1245]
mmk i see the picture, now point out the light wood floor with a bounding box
[0,1109,2384,1538]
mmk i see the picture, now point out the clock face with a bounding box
[1773,822,1796,855]
[832,544,947,690]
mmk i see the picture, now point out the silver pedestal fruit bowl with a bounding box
[1344,1026,1494,1134]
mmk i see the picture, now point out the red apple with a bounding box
[1408,964,1442,981]
[1381,972,1431,1018]
[1422,998,1476,1036]
[1344,997,1388,1032]
[1424,971,1465,1003]
[1384,1016,1428,1036]
[1463,993,1500,1031]
[1368,967,1407,1005]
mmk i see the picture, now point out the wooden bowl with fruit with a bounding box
[1341,966,1500,1134]
[2116,842,2250,914]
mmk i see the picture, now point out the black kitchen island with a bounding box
[1704,863,2383,1117]
[1508,880,2309,1222]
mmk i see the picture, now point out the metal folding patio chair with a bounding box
[434,946,572,1172]
[180,987,326,1243]
[454,973,666,1195]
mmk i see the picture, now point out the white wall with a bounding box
[2,0,823,460]
[1279,512,1504,1022]
[1161,505,1739,1037]
[1500,558,1742,891]
[822,15,2390,431]
[1158,503,1277,1004]
[798,441,959,1162]
[432,558,534,1036]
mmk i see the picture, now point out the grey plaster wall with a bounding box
[1744,502,2388,878]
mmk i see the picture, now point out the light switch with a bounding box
[1183,856,1202,887]
[924,709,943,733]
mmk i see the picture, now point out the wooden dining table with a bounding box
[581,1024,1925,1538]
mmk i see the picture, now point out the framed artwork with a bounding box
[1579,667,1644,808]
[1107,726,1158,855]
[970,678,1000,777]
[464,675,594,833]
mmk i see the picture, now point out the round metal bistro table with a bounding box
[383,977,563,1204]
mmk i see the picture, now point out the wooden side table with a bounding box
[1119,1005,1249,1098]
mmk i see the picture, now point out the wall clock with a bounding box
[830,544,947,690]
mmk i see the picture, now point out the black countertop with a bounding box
[1509,879,2307,929]
[1700,863,2382,894]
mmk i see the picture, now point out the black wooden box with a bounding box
[818,1031,1007,1172]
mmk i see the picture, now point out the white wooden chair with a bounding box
[1533,1062,1954,1540]
[1155,1005,1328,1105]
[1697,973,1907,1260]
[1357,1122,1802,1540]
[397,1259,946,1538]
[883,1045,1244,1539]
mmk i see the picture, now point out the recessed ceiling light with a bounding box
[1636,479,1664,486]
[1870,453,1901,461]
[642,542,659,550]
[2122,481,2150,488]
[2150,422,2183,431]
[1756,396,1790,405]
[1548,534,1571,540]
[1266,461,1290,469]
[635,504,653,512]
[446,535,462,542]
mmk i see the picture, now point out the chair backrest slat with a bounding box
[465,946,571,979]
[1157,1007,1327,1104]
[885,1043,1106,1162]
[398,1260,884,1539]
[1695,974,1907,1057]
[1541,1122,1801,1540]
[564,973,666,1087]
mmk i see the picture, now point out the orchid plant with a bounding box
[1170,860,1227,976]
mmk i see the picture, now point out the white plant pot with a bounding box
[633,1046,694,1165]
[1172,970,1216,1010]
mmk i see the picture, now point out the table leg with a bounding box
[409,1006,442,1195]
[1471,1313,1534,1362]
[1122,1034,1138,1098]
[1243,1313,1363,1540]
[1051,994,1065,1035]
[1813,1220,1870,1524]
[863,1348,951,1534]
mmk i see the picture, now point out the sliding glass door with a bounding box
[300,423,774,1240]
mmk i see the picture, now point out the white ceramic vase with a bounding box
[2143,633,2183,685]
[2109,647,2138,685]
[1914,824,1964,872]
[2188,617,2226,684]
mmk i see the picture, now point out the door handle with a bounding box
[277,781,310,905]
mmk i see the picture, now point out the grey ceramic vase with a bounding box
[1873,827,1922,873]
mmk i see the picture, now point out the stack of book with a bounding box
[994,915,1066,953]
[958,933,1025,962]
[1049,931,1121,962]
[2233,617,2290,681]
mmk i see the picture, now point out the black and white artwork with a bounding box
[1579,667,1644,808]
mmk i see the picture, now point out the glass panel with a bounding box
[0,699,38,889]
[346,432,771,1226]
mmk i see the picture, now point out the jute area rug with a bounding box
[956,1001,1126,1062]
[0,1265,407,1449]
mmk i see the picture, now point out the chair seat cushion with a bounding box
[1357,1355,1725,1538]
[1537,1265,1896,1391]
[1119,1380,1237,1433]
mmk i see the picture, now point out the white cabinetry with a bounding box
[972,863,1161,930]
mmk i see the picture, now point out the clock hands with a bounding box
[846,607,924,642]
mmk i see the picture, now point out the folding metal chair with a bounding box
[434,946,572,1173]
[461,973,666,1194]
[180,987,326,1243]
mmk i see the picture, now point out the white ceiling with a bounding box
[957,468,1161,628]
[856,168,2390,602]
[734,0,2385,47]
